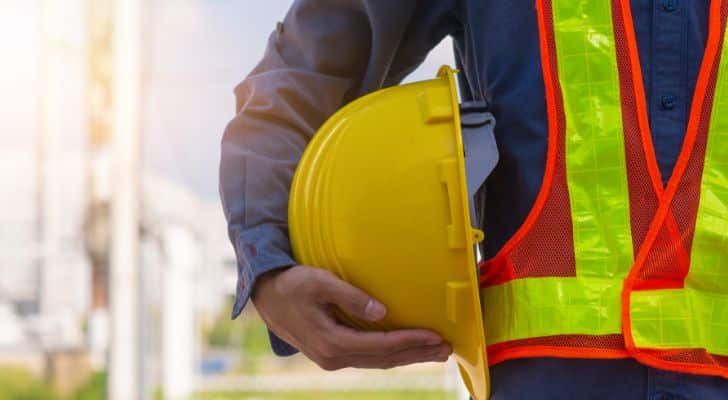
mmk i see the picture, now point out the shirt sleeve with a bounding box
[219,0,459,355]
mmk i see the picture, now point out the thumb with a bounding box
[316,271,387,322]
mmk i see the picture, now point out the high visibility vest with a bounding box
[480,0,728,377]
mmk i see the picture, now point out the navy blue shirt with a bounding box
[220,0,728,398]
[466,0,709,260]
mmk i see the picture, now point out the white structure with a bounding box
[161,226,199,400]
[0,303,25,346]
[108,0,143,398]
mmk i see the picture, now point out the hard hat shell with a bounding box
[289,66,489,399]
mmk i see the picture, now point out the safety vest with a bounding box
[480,0,728,378]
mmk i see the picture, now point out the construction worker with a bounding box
[220,1,728,398]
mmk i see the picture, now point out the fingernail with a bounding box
[364,299,386,321]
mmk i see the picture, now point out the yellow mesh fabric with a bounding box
[482,0,633,344]
[630,24,728,356]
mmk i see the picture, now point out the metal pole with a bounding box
[108,0,142,397]
[36,0,48,316]
[38,0,66,317]
[38,0,76,316]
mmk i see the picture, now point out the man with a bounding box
[220,1,728,398]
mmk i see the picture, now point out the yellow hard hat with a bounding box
[289,66,498,400]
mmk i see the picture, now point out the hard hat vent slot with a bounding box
[441,183,453,227]
[418,88,453,124]
[439,159,466,249]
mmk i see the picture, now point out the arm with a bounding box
[220,0,458,367]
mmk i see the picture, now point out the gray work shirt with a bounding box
[219,0,455,355]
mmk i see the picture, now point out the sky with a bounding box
[1,0,455,202]
[143,0,455,200]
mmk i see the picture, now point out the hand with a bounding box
[251,265,452,370]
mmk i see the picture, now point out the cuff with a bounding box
[229,224,296,319]
[268,330,299,356]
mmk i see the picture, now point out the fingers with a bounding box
[308,269,447,358]
[350,342,453,369]
[314,343,453,371]
[305,323,448,371]
[314,270,386,322]
[326,323,443,356]
[261,266,453,372]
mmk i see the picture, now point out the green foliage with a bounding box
[204,311,270,372]
[206,313,238,347]
[206,311,269,353]
[69,371,106,400]
[238,316,270,359]
[0,367,58,400]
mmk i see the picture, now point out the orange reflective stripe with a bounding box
[622,0,728,378]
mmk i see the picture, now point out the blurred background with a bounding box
[0,0,462,399]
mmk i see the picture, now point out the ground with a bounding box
[196,391,454,400]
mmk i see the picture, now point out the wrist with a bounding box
[251,266,290,304]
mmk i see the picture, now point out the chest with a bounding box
[455,0,709,99]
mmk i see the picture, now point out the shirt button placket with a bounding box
[662,0,678,13]
[661,94,676,110]
[650,0,688,183]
